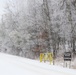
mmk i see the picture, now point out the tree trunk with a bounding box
[73,38,75,53]
[42,0,52,52]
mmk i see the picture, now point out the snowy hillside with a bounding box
[0,53,76,75]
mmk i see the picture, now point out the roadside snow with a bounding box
[0,52,76,75]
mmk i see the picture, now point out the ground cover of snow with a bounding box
[0,52,76,75]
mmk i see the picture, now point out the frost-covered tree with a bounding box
[1,0,76,59]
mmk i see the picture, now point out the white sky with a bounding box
[0,0,7,17]
[0,0,27,19]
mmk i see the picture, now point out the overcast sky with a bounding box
[0,0,7,17]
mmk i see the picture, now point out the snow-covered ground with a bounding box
[0,52,76,75]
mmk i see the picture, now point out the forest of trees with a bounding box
[0,0,76,59]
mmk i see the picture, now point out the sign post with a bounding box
[64,52,71,68]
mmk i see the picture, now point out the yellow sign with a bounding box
[40,53,53,64]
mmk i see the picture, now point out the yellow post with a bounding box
[48,53,53,64]
[40,53,44,62]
